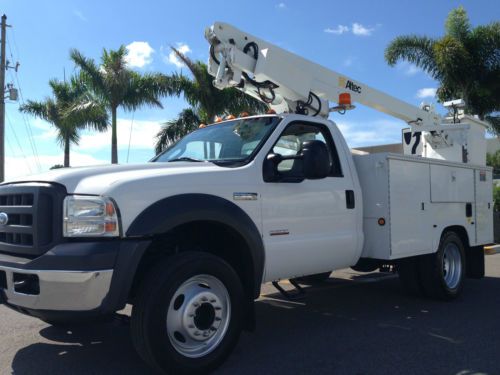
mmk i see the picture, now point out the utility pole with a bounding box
[0,14,7,182]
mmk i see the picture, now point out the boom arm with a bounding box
[205,22,489,165]
[205,22,441,128]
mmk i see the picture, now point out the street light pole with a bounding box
[0,14,7,182]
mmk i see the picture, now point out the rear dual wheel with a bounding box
[398,231,466,300]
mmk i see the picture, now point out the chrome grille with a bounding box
[0,193,34,247]
[0,183,66,256]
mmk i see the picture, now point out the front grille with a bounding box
[0,183,66,256]
[0,193,35,247]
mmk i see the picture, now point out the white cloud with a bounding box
[416,88,437,99]
[5,152,107,181]
[335,119,405,148]
[165,43,191,68]
[396,62,420,76]
[352,23,374,36]
[325,23,377,36]
[276,2,286,8]
[73,10,87,22]
[125,41,155,68]
[343,57,354,67]
[77,119,162,151]
[406,65,420,76]
[7,117,163,180]
[324,25,349,35]
[32,118,162,152]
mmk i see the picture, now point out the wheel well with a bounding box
[442,225,470,248]
[129,220,256,304]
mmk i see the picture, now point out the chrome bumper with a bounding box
[0,265,113,311]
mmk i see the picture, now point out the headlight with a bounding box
[63,195,120,237]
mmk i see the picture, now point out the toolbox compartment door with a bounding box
[389,159,433,257]
[474,169,493,245]
[430,164,474,203]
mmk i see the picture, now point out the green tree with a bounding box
[20,77,108,167]
[487,150,500,175]
[493,185,500,211]
[155,48,267,154]
[385,7,500,132]
[70,46,173,163]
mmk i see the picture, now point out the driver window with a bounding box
[271,123,337,176]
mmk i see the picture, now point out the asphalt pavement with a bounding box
[1,255,500,375]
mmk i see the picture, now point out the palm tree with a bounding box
[385,7,500,132]
[155,48,267,153]
[70,46,174,163]
[20,77,108,167]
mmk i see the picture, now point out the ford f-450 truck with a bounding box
[0,23,494,374]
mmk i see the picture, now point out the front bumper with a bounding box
[0,239,150,319]
[0,266,113,311]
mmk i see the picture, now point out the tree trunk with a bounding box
[111,106,118,164]
[64,136,70,168]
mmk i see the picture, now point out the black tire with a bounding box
[397,257,424,296]
[419,231,466,300]
[293,271,331,285]
[131,251,245,374]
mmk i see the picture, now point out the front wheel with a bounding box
[131,252,245,374]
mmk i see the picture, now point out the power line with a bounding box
[6,30,41,171]
[5,111,32,174]
[5,133,15,156]
[8,22,20,62]
[6,26,42,172]
[13,71,42,171]
[126,112,135,163]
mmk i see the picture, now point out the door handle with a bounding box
[346,190,355,209]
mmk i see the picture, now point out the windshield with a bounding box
[153,116,280,164]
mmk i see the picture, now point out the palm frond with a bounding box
[155,108,200,154]
[221,88,268,116]
[19,100,51,121]
[385,36,440,78]
[122,72,176,111]
[70,48,107,95]
[445,6,471,42]
[170,47,207,85]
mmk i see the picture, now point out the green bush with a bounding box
[494,185,500,211]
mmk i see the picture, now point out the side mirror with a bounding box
[263,153,282,182]
[301,140,330,179]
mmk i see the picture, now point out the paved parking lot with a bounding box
[1,254,500,375]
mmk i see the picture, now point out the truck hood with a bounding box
[2,162,226,195]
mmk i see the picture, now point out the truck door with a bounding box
[261,120,358,281]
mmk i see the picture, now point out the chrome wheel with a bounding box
[166,274,231,358]
[442,243,462,289]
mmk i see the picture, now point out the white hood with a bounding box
[2,162,225,195]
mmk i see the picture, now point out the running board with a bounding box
[272,279,306,300]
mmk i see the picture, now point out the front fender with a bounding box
[126,193,265,298]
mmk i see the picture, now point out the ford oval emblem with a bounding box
[0,212,8,226]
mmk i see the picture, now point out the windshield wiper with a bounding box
[168,157,205,163]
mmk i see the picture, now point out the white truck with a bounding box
[0,22,493,374]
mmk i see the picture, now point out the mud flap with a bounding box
[466,246,485,279]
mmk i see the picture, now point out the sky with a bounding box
[2,0,499,179]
